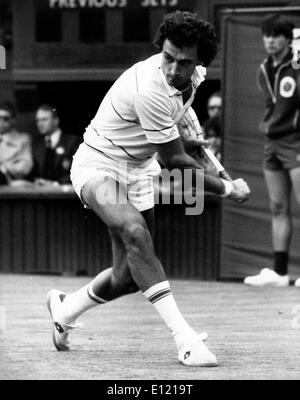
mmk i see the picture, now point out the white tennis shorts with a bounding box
[70,143,161,212]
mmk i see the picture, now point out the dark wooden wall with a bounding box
[0,187,220,279]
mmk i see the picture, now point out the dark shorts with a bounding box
[264,132,300,171]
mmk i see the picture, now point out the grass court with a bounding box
[1,273,300,380]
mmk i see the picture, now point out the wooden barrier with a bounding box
[0,185,220,280]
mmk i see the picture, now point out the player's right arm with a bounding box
[154,137,250,202]
[133,92,250,202]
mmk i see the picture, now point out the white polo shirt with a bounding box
[84,53,206,166]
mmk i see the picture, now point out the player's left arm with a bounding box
[154,137,250,202]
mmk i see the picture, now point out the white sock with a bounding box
[143,281,197,346]
[59,283,106,325]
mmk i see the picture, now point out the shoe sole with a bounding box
[46,289,69,352]
[244,282,289,287]
[180,360,218,367]
[178,343,218,367]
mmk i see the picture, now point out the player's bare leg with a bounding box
[46,208,140,351]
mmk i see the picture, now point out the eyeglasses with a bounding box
[0,115,11,121]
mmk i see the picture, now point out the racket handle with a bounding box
[219,169,233,182]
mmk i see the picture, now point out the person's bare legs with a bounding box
[57,180,156,324]
[264,168,292,275]
[244,168,292,286]
[87,208,155,300]
[83,177,166,292]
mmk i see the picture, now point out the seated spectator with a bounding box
[202,92,222,162]
[32,104,81,185]
[205,91,222,120]
[0,102,33,185]
[203,115,222,161]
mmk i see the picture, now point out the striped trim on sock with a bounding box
[148,288,172,304]
[143,281,171,305]
[87,285,107,304]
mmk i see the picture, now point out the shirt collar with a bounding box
[45,129,62,149]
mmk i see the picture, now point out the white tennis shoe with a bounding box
[46,289,78,351]
[177,336,218,367]
[244,268,289,287]
[294,278,300,287]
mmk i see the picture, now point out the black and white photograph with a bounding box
[0,0,300,385]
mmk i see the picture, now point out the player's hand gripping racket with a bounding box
[198,134,250,203]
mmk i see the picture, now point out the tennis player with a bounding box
[47,11,250,367]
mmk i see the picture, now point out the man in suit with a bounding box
[33,104,81,184]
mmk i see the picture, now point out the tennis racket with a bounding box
[184,107,233,182]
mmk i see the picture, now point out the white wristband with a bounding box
[220,179,234,198]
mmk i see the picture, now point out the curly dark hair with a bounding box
[153,10,218,67]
